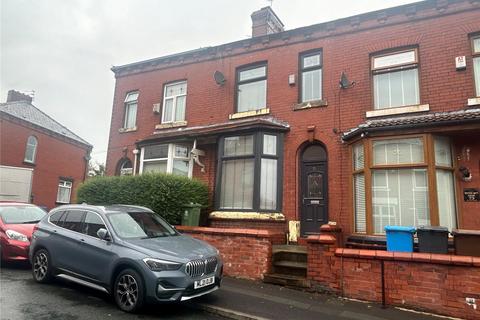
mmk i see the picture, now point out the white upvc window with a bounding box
[162,81,187,123]
[236,64,267,112]
[57,180,73,204]
[124,91,138,129]
[372,49,420,109]
[140,143,193,177]
[472,36,480,97]
[24,136,38,163]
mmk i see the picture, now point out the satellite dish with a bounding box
[339,71,355,89]
[214,71,226,86]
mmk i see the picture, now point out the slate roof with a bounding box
[342,108,480,141]
[138,116,290,145]
[0,101,92,147]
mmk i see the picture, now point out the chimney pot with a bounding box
[251,7,284,38]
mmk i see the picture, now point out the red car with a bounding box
[0,202,47,262]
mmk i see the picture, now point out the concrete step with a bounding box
[263,273,311,288]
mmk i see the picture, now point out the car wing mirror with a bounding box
[97,228,111,241]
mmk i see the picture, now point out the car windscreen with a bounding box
[0,205,47,224]
[107,211,178,239]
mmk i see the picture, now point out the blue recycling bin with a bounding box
[385,226,416,252]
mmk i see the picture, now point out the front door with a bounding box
[300,144,328,236]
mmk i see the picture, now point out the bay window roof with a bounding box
[342,108,480,141]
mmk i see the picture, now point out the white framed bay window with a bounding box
[216,132,282,212]
[352,135,458,234]
[140,143,192,177]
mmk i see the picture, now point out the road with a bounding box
[0,262,225,320]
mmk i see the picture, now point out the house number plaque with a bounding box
[463,188,480,202]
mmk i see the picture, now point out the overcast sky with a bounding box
[1,0,418,164]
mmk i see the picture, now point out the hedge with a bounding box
[76,173,209,225]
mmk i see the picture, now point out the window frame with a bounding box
[351,134,458,235]
[471,34,480,97]
[161,80,188,124]
[299,49,323,103]
[215,131,283,213]
[24,135,38,164]
[139,143,193,178]
[56,179,73,204]
[123,91,139,129]
[235,62,268,113]
[371,48,420,110]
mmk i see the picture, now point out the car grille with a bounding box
[185,257,217,277]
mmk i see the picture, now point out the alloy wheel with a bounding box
[33,252,48,281]
[116,274,138,309]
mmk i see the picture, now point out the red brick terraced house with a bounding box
[0,90,92,209]
[107,0,480,238]
[106,2,480,316]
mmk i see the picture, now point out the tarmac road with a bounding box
[0,262,225,320]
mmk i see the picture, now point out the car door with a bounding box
[75,211,115,284]
[52,209,86,273]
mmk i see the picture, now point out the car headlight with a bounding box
[143,258,182,272]
[5,230,29,242]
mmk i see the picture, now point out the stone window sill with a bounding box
[366,104,430,118]
[335,248,480,267]
[155,121,188,130]
[467,97,480,107]
[118,126,137,133]
[229,108,270,120]
[293,99,328,111]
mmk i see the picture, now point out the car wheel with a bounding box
[114,269,145,313]
[32,249,52,283]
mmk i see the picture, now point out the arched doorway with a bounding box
[299,143,328,236]
[116,158,133,176]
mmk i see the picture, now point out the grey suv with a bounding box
[29,204,222,312]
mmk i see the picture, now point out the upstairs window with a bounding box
[124,91,138,129]
[236,64,267,113]
[162,81,187,123]
[472,35,480,97]
[372,49,419,109]
[24,136,38,163]
[300,51,322,102]
[57,180,73,204]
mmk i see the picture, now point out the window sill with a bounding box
[467,97,480,107]
[293,99,328,111]
[118,126,137,133]
[22,161,36,167]
[55,201,70,205]
[366,104,429,118]
[155,121,188,130]
[229,108,270,120]
[209,211,285,221]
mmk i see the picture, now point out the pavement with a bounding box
[192,277,447,320]
[1,262,447,320]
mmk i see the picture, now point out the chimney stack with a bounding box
[6,90,33,104]
[251,7,284,37]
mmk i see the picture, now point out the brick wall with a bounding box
[176,226,285,280]
[209,219,287,233]
[0,117,90,209]
[306,237,480,319]
[106,1,480,234]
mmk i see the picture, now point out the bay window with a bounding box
[352,135,457,234]
[217,132,282,212]
[140,143,192,177]
[372,49,419,109]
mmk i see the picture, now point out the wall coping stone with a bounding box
[335,248,480,267]
[176,225,284,239]
[306,234,336,244]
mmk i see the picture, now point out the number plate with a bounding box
[194,276,215,289]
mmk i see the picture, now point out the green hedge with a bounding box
[76,173,209,225]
